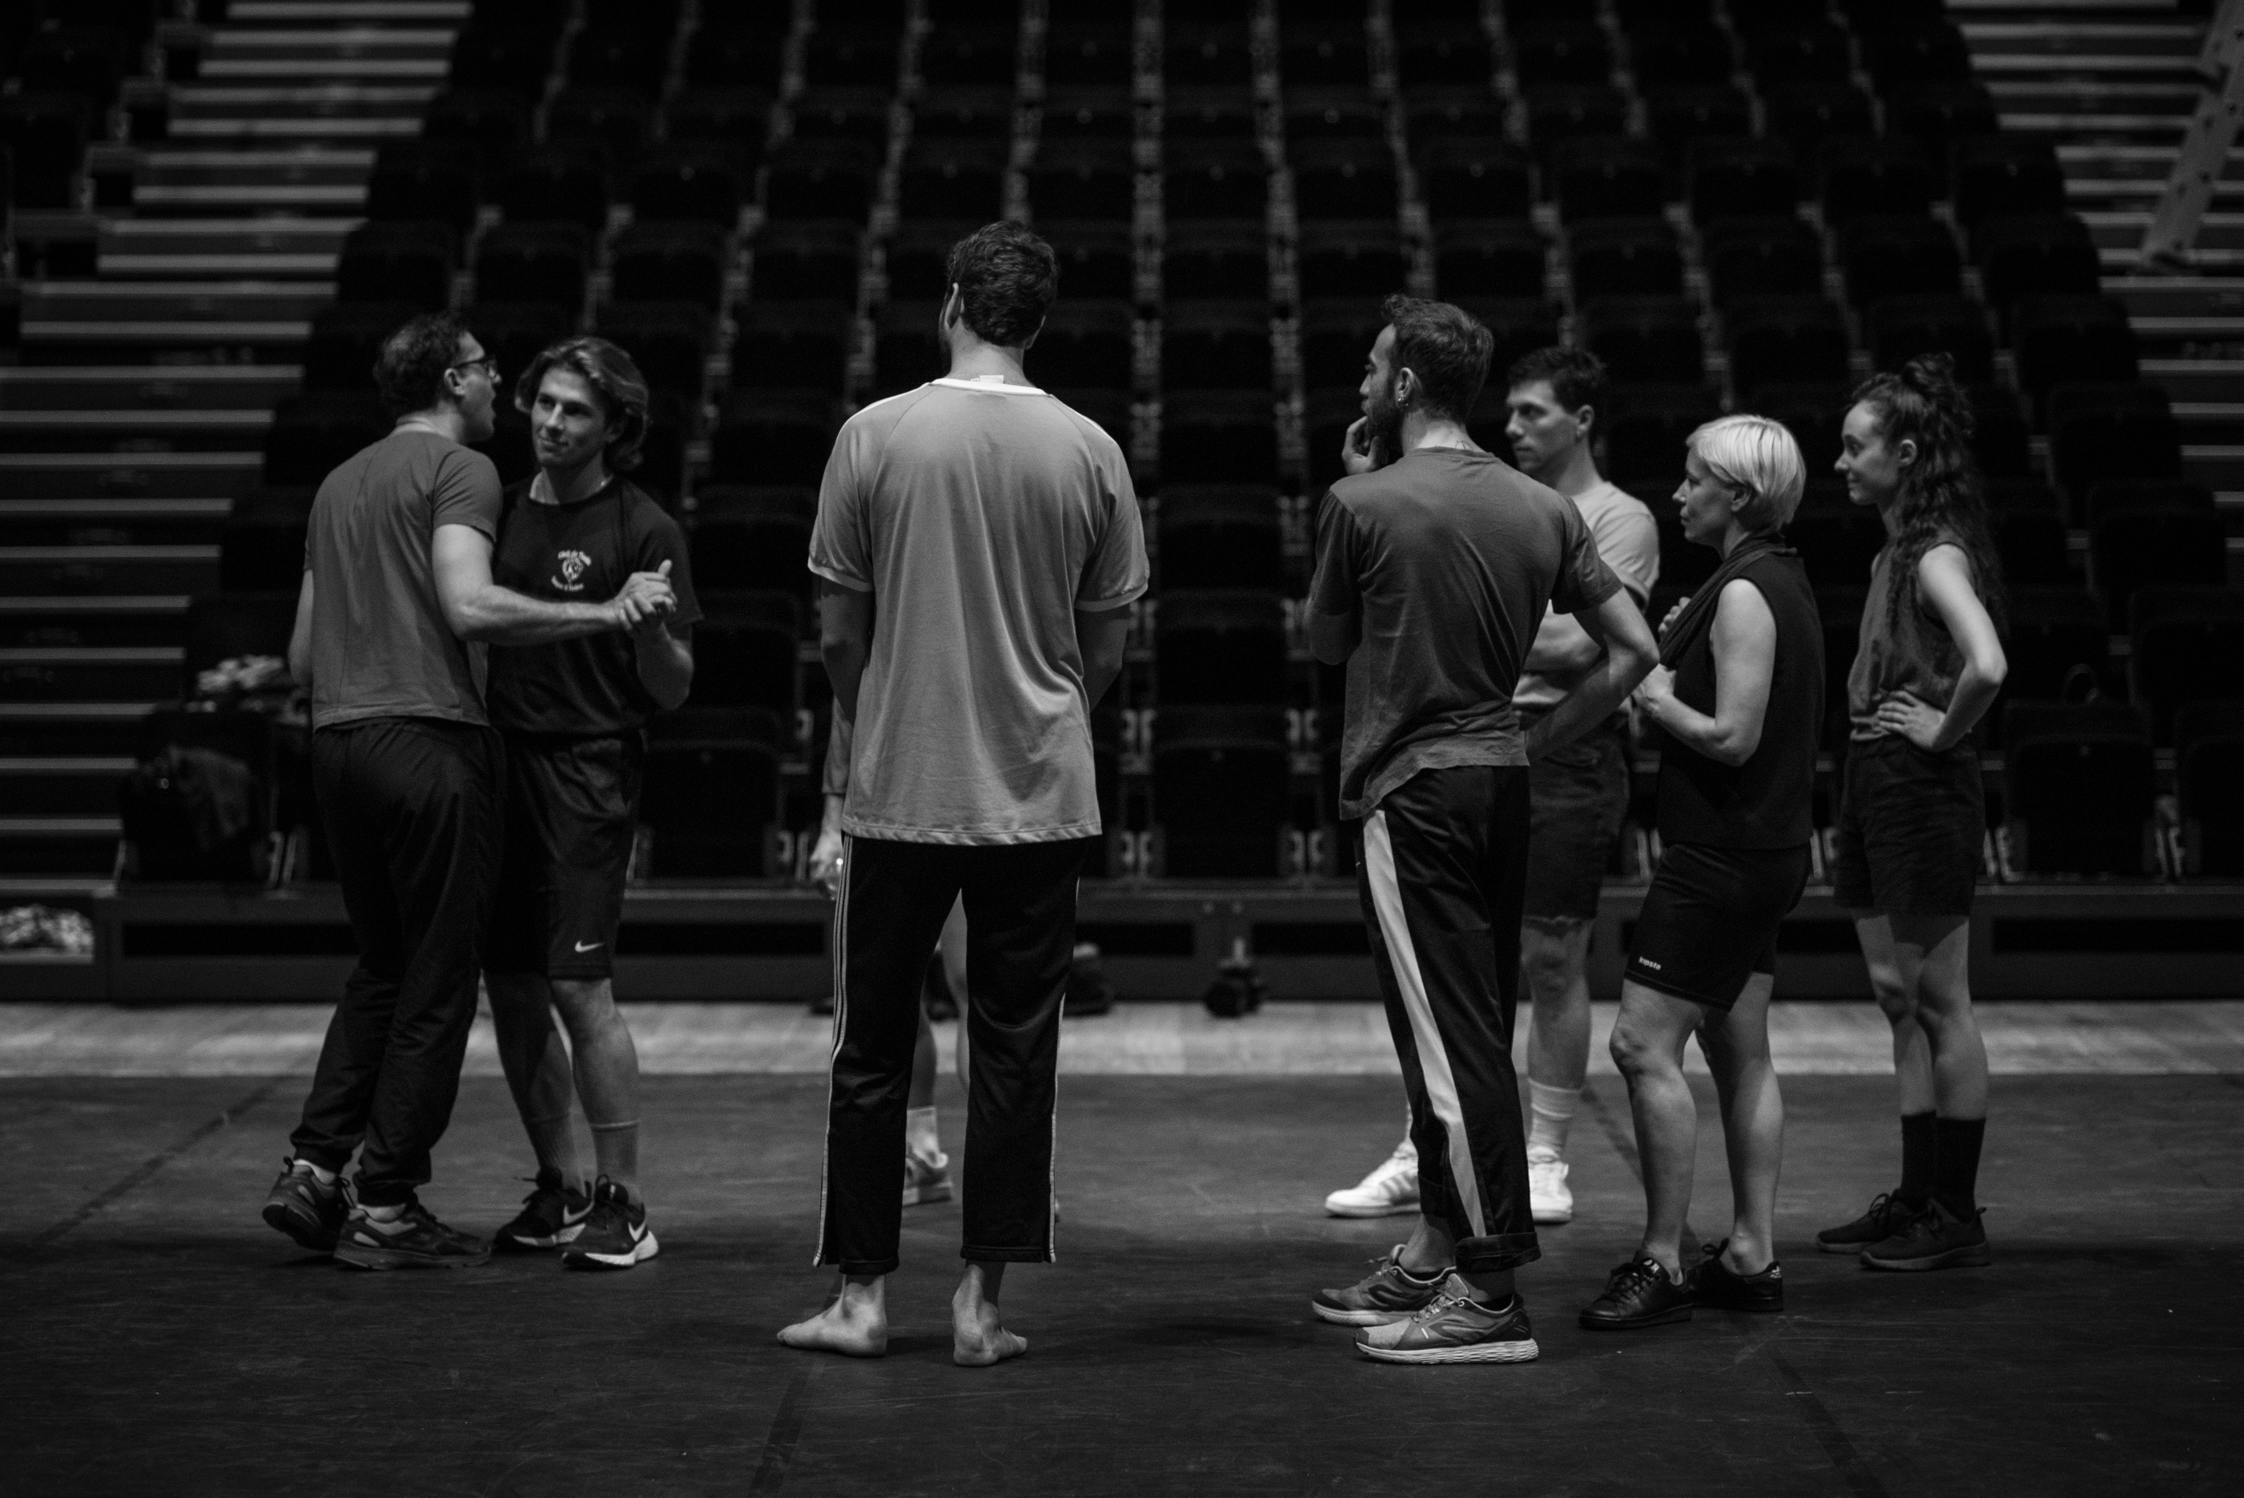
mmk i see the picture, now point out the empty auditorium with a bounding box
[3,0,2238,1493]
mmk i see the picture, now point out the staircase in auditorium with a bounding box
[0,1,460,885]
[1960,0,2244,540]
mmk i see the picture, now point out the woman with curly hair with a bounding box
[1821,355,2009,1272]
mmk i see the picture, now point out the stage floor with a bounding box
[3,1005,2239,1496]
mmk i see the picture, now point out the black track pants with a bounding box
[1357,766,1541,1274]
[291,718,503,1207]
[819,834,1090,1276]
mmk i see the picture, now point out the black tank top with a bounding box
[1656,550,1823,849]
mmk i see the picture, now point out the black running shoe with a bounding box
[494,1168,591,1252]
[1815,1191,1916,1254]
[262,1157,348,1253]
[1691,1240,1784,1312]
[1860,1199,1992,1272]
[1578,1254,1694,1330]
[562,1177,659,1271]
[334,1200,492,1270]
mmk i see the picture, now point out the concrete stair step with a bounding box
[130,184,368,215]
[200,56,449,82]
[2105,276,2244,319]
[168,115,424,144]
[2145,359,2244,402]
[0,545,224,594]
[0,817,123,877]
[2178,405,2244,448]
[2004,113,2190,144]
[2128,315,2244,359]
[0,597,194,650]
[1987,80,2200,114]
[169,84,436,124]
[104,218,358,257]
[1961,19,2203,57]
[0,649,185,703]
[207,27,456,62]
[24,283,336,324]
[2084,211,2244,251]
[0,453,264,499]
[18,322,310,365]
[2058,145,2244,182]
[0,411,276,454]
[2103,246,2244,273]
[139,148,374,191]
[1972,54,2204,76]
[2070,179,2244,210]
[0,367,302,411]
[228,2,470,20]
[2184,445,2244,491]
[0,704,160,758]
[0,500,233,547]
[0,758,138,817]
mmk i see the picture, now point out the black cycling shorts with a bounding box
[1624,840,1810,1011]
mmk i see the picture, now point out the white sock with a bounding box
[1526,1080,1580,1162]
[907,1106,941,1162]
[301,1160,337,1186]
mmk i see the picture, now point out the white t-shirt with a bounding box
[808,377,1148,844]
[1510,478,1660,713]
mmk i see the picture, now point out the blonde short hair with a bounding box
[1688,414,1805,536]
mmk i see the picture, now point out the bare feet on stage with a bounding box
[778,1275,888,1358]
[952,1261,1028,1368]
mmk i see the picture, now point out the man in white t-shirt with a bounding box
[1326,348,1658,1228]
[780,222,1148,1367]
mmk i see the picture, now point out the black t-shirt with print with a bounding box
[486,474,702,736]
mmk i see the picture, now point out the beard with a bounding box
[1364,380,1405,465]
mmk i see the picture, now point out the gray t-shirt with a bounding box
[1310,446,1622,819]
[808,377,1148,844]
[303,427,503,730]
[1511,478,1660,713]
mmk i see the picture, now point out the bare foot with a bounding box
[778,1282,888,1358]
[952,1275,1027,1367]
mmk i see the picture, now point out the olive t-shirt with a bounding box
[1510,479,1660,713]
[486,474,702,736]
[1310,446,1623,819]
[303,426,503,730]
[808,377,1148,844]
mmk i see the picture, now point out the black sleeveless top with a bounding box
[1655,550,1823,849]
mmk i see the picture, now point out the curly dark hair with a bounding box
[1851,353,2007,634]
[945,221,1058,349]
[373,312,469,417]
[514,335,652,472]
[1382,294,1495,422]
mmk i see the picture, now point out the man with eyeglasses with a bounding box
[261,314,677,1269]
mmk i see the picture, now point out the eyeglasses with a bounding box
[451,355,500,380]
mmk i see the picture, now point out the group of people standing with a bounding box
[1312,326,2007,1361]
[256,219,2007,1371]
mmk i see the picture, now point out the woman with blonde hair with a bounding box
[1580,415,1825,1330]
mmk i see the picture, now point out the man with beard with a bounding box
[1306,297,1657,1363]
[263,315,676,1269]
[1324,348,1658,1228]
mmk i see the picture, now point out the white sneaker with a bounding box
[1325,1145,1420,1218]
[1529,1157,1573,1225]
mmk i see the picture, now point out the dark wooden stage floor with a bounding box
[4,1062,2237,1496]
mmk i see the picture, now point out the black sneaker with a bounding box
[493,1168,591,1252]
[1860,1199,1992,1272]
[261,1157,348,1253]
[334,1200,492,1270]
[1815,1191,1917,1254]
[1578,1254,1694,1330]
[1691,1240,1784,1312]
[562,1177,659,1271]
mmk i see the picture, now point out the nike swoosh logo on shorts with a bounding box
[574,940,604,953]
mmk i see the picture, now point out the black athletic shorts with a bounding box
[1521,715,1632,925]
[487,732,643,980]
[1830,734,1985,917]
[1625,840,1811,1011]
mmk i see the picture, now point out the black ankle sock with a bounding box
[1898,1111,1938,1205]
[1933,1116,1987,1217]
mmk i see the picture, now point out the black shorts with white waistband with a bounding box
[486,731,643,981]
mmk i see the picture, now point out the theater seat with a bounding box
[1996,588,2111,725]
[2001,700,2156,876]
[2175,701,2244,875]
[1152,704,1292,878]
[1154,589,1287,705]
[2129,588,2244,745]
[1157,488,1285,593]
[641,709,786,878]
